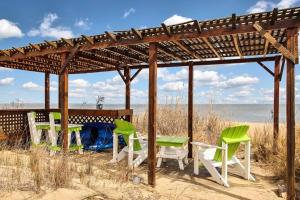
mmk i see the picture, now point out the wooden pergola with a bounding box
[0,7,299,199]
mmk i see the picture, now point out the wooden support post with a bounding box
[124,67,131,122]
[286,28,297,200]
[148,42,157,186]
[273,57,280,154]
[45,73,50,110]
[188,62,193,158]
[58,75,62,109]
[60,53,69,153]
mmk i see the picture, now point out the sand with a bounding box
[0,150,282,200]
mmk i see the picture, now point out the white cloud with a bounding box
[69,79,90,88]
[247,0,274,13]
[224,76,259,88]
[0,19,23,39]
[74,18,91,29]
[163,14,192,25]
[277,0,299,9]
[123,8,136,19]
[22,81,42,90]
[160,81,186,91]
[0,77,14,85]
[296,75,300,81]
[28,13,74,39]
[69,88,87,98]
[247,0,299,13]
[161,68,221,83]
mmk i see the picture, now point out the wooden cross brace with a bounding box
[116,67,143,83]
[253,23,296,64]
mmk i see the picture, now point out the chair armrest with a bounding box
[191,142,224,150]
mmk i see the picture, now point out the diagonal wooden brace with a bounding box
[59,45,80,74]
[253,23,296,64]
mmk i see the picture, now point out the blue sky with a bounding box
[0,0,299,105]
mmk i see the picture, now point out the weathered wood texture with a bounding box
[0,7,299,73]
[188,62,193,158]
[45,73,50,110]
[286,28,297,200]
[273,57,280,154]
[148,42,157,186]
[124,67,131,122]
[60,53,69,152]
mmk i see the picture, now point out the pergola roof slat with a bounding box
[0,7,299,73]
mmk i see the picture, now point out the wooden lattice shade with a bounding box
[0,7,299,74]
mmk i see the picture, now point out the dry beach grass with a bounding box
[0,104,299,199]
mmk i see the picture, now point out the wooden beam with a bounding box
[270,8,278,25]
[60,53,69,152]
[1,18,300,61]
[130,68,143,82]
[279,57,285,81]
[233,34,243,58]
[29,43,41,51]
[273,57,280,154]
[127,56,278,69]
[126,45,148,57]
[131,28,143,40]
[59,45,80,74]
[173,40,201,60]
[148,42,157,186]
[45,40,58,48]
[262,31,271,57]
[61,38,74,47]
[157,44,183,61]
[116,66,126,82]
[13,47,25,54]
[161,23,171,36]
[45,73,50,110]
[231,13,236,29]
[81,35,94,45]
[257,61,274,76]
[188,62,193,158]
[253,23,296,63]
[286,27,297,200]
[194,20,201,33]
[202,37,222,59]
[124,68,131,122]
[58,75,62,109]
[105,32,118,42]
[0,50,10,57]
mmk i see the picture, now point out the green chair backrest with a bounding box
[50,112,61,120]
[213,125,250,162]
[114,119,142,151]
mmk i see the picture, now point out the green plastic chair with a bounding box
[49,112,83,154]
[27,112,51,145]
[191,125,255,187]
[111,119,147,168]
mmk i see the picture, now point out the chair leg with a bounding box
[128,134,134,167]
[37,129,42,144]
[75,131,83,154]
[245,141,255,181]
[111,133,119,163]
[133,150,148,168]
[222,142,228,186]
[178,159,184,170]
[193,146,199,175]
[156,146,165,168]
[68,131,71,150]
[199,153,229,187]
[48,129,57,156]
